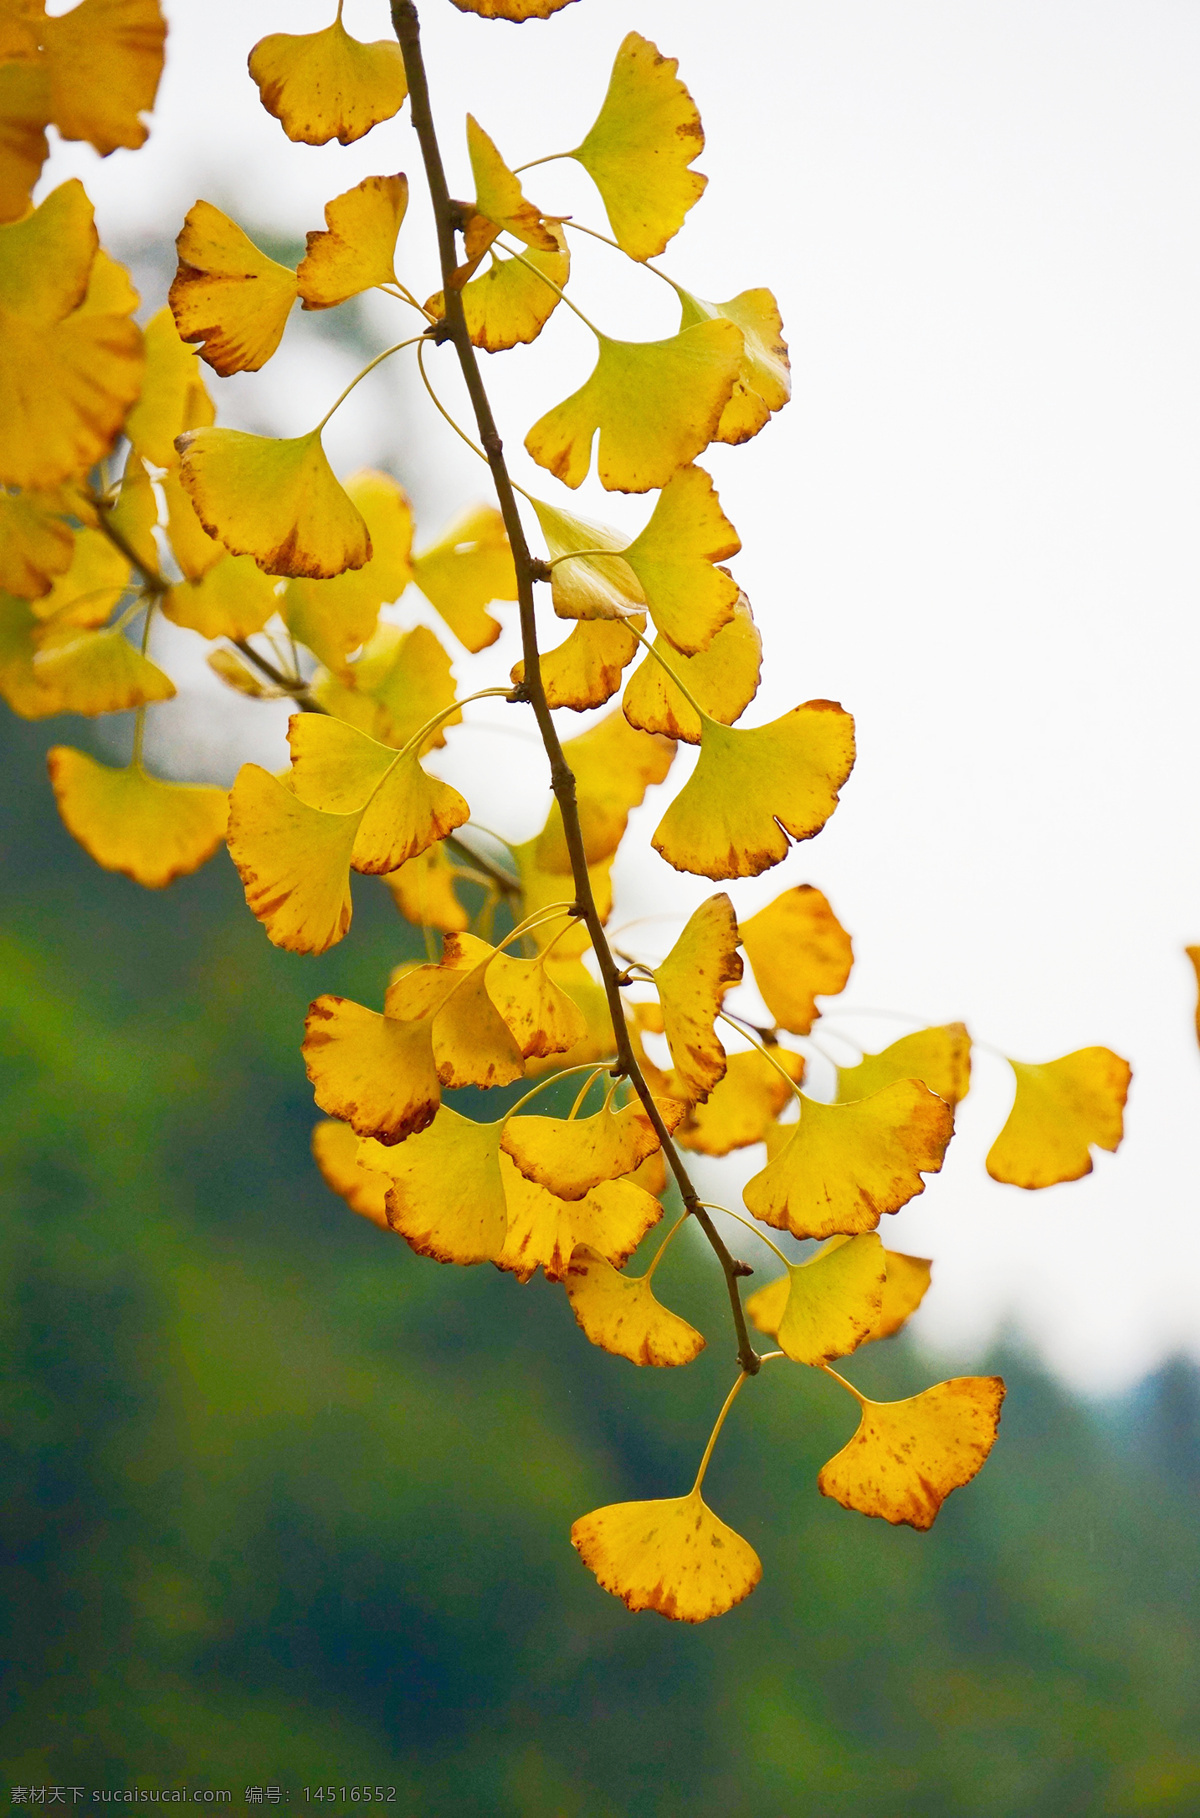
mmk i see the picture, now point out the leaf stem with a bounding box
[699,1202,791,1271]
[493,237,605,338]
[629,624,708,721]
[644,1210,689,1284]
[690,1370,751,1495]
[314,336,426,434]
[819,1361,868,1406]
[717,1011,806,1106]
[231,638,328,714]
[503,1059,618,1122]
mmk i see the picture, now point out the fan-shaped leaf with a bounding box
[0,488,74,599]
[620,463,739,653]
[565,1244,705,1367]
[226,763,359,954]
[449,0,579,17]
[751,1234,885,1366]
[652,894,742,1101]
[34,625,174,716]
[496,1161,661,1285]
[536,710,675,871]
[384,842,469,935]
[303,994,441,1144]
[623,594,760,744]
[429,230,569,352]
[676,1045,804,1156]
[283,470,414,672]
[740,885,854,1035]
[47,747,227,887]
[311,1117,391,1231]
[248,17,407,147]
[513,615,641,712]
[374,1108,508,1266]
[503,1095,680,1201]
[43,0,165,157]
[838,1024,971,1112]
[819,1377,1006,1530]
[985,1048,1131,1189]
[678,287,791,445]
[411,504,516,652]
[572,1490,760,1623]
[298,174,407,310]
[170,201,296,376]
[125,305,214,470]
[0,60,50,224]
[176,427,371,581]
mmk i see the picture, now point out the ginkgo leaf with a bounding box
[0,488,74,598]
[287,712,469,875]
[46,747,227,887]
[837,1024,971,1113]
[740,885,854,1035]
[495,1162,661,1285]
[316,624,457,752]
[248,17,407,147]
[985,1048,1132,1189]
[33,525,128,626]
[653,703,856,880]
[389,944,525,1090]
[411,505,516,652]
[571,32,706,262]
[311,1117,390,1231]
[502,1096,679,1201]
[163,552,280,642]
[107,447,158,574]
[449,0,579,18]
[169,201,297,376]
[33,626,174,716]
[529,497,644,623]
[565,1245,705,1367]
[536,710,675,871]
[283,470,414,672]
[302,994,441,1144]
[748,1240,933,1348]
[653,894,742,1101]
[453,932,588,1060]
[0,177,96,319]
[207,647,276,698]
[0,60,50,224]
[677,287,791,445]
[372,1108,507,1265]
[743,1081,954,1240]
[513,615,641,712]
[428,230,569,353]
[78,245,138,316]
[623,594,761,745]
[676,1045,805,1156]
[512,838,612,958]
[818,1376,1006,1530]
[466,115,559,253]
[226,762,359,954]
[525,321,742,494]
[160,470,223,582]
[0,591,55,716]
[124,305,214,471]
[523,954,617,1074]
[620,464,740,653]
[572,1491,760,1623]
[42,0,166,157]
[384,843,469,935]
[298,174,407,310]
[176,427,371,580]
[750,1234,885,1367]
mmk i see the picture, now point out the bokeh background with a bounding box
[5,0,1200,1808]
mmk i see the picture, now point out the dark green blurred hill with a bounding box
[2,713,1199,1817]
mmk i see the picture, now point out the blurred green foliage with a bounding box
[2,713,1199,1816]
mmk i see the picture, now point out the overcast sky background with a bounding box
[38,0,1200,1391]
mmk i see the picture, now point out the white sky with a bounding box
[38,0,1200,1391]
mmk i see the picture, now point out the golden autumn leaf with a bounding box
[751,1235,885,1367]
[502,1096,677,1201]
[513,614,641,712]
[565,1244,705,1367]
[386,943,525,1091]
[287,712,468,876]
[33,524,127,627]
[160,469,222,582]
[283,470,414,673]
[748,1240,933,1348]
[653,703,856,881]
[311,1117,391,1231]
[0,488,74,599]
[384,842,469,935]
[411,504,516,652]
[78,244,138,316]
[466,114,559,254]
[107,447,158,574]
[571,1491,760,1623]
[169,201,297,376]
[248,16,407,147]
[523,954,617,1075]
[226,763,359,955]
[677,287,791,445]
[0,591,54,716]
[303,994,441,1144]
[1188,946,1200,1047]
[449,0,579,17]
[0,176,95,321]
[837,1025,971,1113]
[525,320,742,494]
[42,0,165,157]
[529,496,644,623]
[298,174,408,310]
[819,1376,1006,1530]
[985,1048,1132,1190]
[743,1081,954,1240]
[571,32,706,262]
[623,594,761,745]
[372,1108,508,1266]
[740,885,854,1036]
[33,626,174,716]
[496,1161,661,1285]
[124,305,215,471]
[676,1045,805,1156]
[164,553,279,642]
[620,464,740,653]
[653,894,742,1101]
[176,427,371,581]
[428,229,569,354]
[437,930,587,1060]
[0,60,50,224]
[46,747,227,888]
[318,625,457,753]
[536,709,675,871]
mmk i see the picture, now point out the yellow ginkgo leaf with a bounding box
[678,287,791,445]
[653,893,742,1101]
[529,497,644,623]
[502,1095,680,1202]
[525,321,742,494]
[428,230,569,353]
[523,954,618,1074]
[384,842,469,935]
[248,17,407,147]
[163,552,279,642]
[748,1240,933,1348]
[371,1108,508,1266]
[106,447,158,574]
[124,305,214,471]
[0,178,96,322]
[740,885,853,1036]
[623,594,761,745]
[466,115,559,253]
[512,838,612,958]
[207,646,275,698]
[571,32,706,262]
[985,1048,1131,1190]
[572,1490,760,1623]
[652,703,856,881]
[411,505,516,652]
[33,626,174,716]
[298,174,408,310]
[565,1244,705,1367]
[283,470,414,673]
[513,615,641,712]
[317,624,457,752]
[743,1081,954,1240]
[838,1024,971,1112]
[676,1045,805,1156]
[176,427,371,581]
[536,709,675,871]
[392,946,525,1091]
[46,747,227,887]
[226,762,359,955]
[302,994,441,1144]
[751,1234,885,1367]
[0,591,54,716]
[818,1376,1006,1530]
[170,201,297,376]
[0,60,50,225]
[42,0,166,158]
[459,932,588,1060]
[449,0,579,18]
[161,470,223,582]
[620,464,740,653]
[496,1163,661,1285]
[287,711,469,876]
[78,245,139,317]
[311,1117,391,1232]
[33,525,127,626]
[0,488,74,599]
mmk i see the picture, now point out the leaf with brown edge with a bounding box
[750,1234,885,1367]
[620,464,740,654]
[46,747,227,888]
[529,496,644,623]
[411,505,516,652]
[169,201,297,376]
[652,894,742,1102]
[443,931,588,1061]
[743,1081,954,1240]
[0,60,50,225]
[33,627,174,716]
[819,1376,1006,1530]
[303,994,441,1145]
[161,470,223,582]
[572,1490,760,1623]
[226,764,359,955]
[677,287,791,445]
[466,114,559,254]
[311,1118,391,1232]
[42,0,165,158]
[449,0,579,17]
[316,626,458,753]
[287,712,469,877]
[838,1025,971,1114]
[384,843,469,936]
[298,174,408,311]
[428,229,569,354]
[411,953,526,1091]
[623,594,761,745]
[502,1095,682,1202]
[653,703,856,881]
[373,1108,508,1266]
[740,885,854,1036]
[571,32,706,262]
[513,615,641,712]
[985,1048,1131,1190]
[124,305,214,471]
[747,1240,933,1348]
[676,1046,805,1157]
[525,321,742,494]
[565,1244,705,1368]
[0,488,74,599]
[523,955,617,1077]
[248,17,407,147]
[283,470,414,674]
[163,553,280,642]
[536,710,675,871]
[495,1159,662,1285]
[176,427,371,581]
